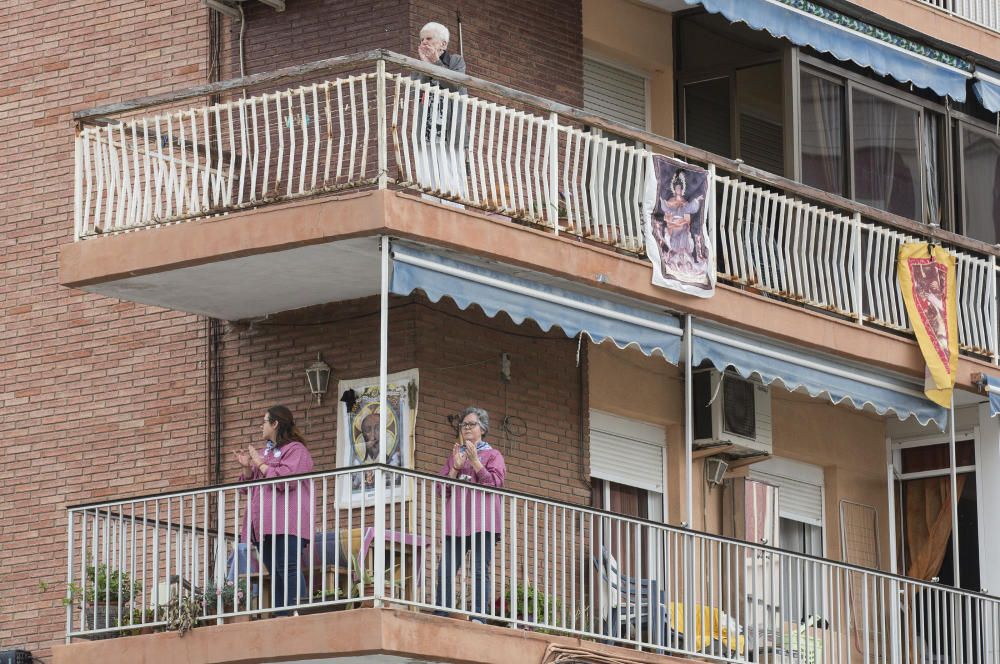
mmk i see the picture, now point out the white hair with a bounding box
[420,21,450,45]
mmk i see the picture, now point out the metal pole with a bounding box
[375,235,389,605]
[684,315,693,528]
[376,59,387,190]
[886,436,898,575]
[949,393,961,588]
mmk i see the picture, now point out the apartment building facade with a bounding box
[5,0,1000,663]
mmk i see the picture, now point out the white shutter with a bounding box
[583,58,648,130]
[589,410,664,492]
[750,458,824,527]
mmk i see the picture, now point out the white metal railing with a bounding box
[715,176,999,358]
[917,0,1000,33]
[72,53,1000,362]
[66,465,1000,664]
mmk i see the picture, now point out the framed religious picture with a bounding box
[642,154,716,297]
[335,368,418,507]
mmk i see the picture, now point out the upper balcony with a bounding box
[61,50,1000,381]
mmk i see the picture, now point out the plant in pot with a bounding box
[64,563,143,638]
[162,591,204,636]
[496,582,562,632]
[202,579,245,616]
[118,607,158,636]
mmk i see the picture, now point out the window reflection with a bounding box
[961,128,1000,244]
[800,72,844,196]
[851,89,921,221]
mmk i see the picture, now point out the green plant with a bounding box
[118,607,157,636]
[203,580,245,612]
[163,593,203,636]
[64,564,142,606]
[498,582,562,625]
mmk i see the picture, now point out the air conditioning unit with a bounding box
[693,369,772,458]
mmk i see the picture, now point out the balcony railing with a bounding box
[72,50,1000,363]
[66,465,1000,664]
[916,0,1000,33]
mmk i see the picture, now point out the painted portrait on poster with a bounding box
[643,154,715,296]
[336,369,418,507]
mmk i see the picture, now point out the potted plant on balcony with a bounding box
[162,591,204,636]
[64,563,142,639]
[118,607,157,636]
[496,582,562,632]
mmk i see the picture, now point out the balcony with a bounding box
[58,466,1000,664]
[63,50,1000,369]
[916,0,1000,33]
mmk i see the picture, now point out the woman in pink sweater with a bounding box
[434,406,506,621]
[234,405,315,615]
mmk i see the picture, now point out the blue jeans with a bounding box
[434,534,496,616]
[260,535,306,616]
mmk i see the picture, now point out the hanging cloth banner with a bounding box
[643,154,716,298]
[897,242,958,408]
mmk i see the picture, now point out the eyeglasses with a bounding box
[460,421,480,430]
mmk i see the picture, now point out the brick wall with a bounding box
[229,0,583,107]
[0,1,212,656]
[1,0,585,656]
[215,295,590,505]
[410,0,584,107]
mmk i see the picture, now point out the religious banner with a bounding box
[642,154,715,297]
[336,368,418,507]
[897,243,958,408]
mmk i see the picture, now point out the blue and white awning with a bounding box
[692,319,947,428]
[686,0,971,101]
[974,68,1000,113]
[390,245,684,361]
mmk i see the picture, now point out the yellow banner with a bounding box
[897,243,958,408]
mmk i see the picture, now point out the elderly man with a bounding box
[414,21,467,201]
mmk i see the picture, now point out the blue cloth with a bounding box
[983,375,1000,418]
[974,69,1000,113]
[391,246,683,362]
[686,0,969,101]
[692,319,947,429]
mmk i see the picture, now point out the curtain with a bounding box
[922,113,940,226]
[904,475,967,581]
[800,73,844,195]
[853,90,899,212]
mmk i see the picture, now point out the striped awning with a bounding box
[686,0,971,101]
[390,245,683,361]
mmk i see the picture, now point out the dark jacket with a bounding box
[418,51,467,143]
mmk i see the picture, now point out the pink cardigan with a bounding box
[437,445,506,537]
[240,441,315,542]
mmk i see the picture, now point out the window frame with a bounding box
[796,52,955,230]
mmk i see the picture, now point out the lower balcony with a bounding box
[57,466,1000,664]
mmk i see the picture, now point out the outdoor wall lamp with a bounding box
[305,353,332,405]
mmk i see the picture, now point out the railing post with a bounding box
[74,131,84,240]
[65,509,74,644]
[374,234,390,606]
[376,59,388,190]
[215,489,225,625]
[852,212,864,325]
[991,254,998,365]
[547,111,559,234]
[890,578,902,664]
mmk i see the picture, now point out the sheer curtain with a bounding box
[922,114,941,226]
[853,89,923,220]
[800,73,844,195]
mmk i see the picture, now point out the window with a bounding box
[583,57,648,131]
[800,71,845,195]
[851,89,921,220]
[958,124,1000,244]
[750,459,826,624]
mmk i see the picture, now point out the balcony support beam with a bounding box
[374,234,390,606]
